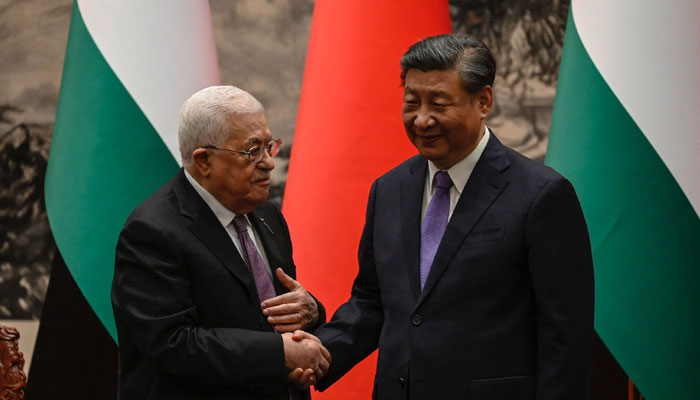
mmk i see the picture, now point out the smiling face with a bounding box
[402,68,492,170]
[198,112,275,214]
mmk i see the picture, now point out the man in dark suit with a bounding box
[112,86,330,399]
[312,34,594,399]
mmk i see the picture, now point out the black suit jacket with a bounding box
[315,133,594,399]
[112,169,325,400]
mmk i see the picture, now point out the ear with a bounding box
[477,85,493,118]
[191,148,212,177]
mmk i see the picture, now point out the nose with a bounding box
[413,106,435,130]
[257,148,275,170]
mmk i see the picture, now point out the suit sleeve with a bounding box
[306,292,327,331]
[314,180,384,390]
[112,217,285,387]
[526,177,594,399]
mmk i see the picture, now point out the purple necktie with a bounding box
[233,216,300,400]
[420,171,452,289]
[232,215,276,303]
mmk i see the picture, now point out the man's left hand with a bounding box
[261,268,319,332]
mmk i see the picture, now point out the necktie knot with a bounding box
[434,171,452,190]
[232,215,248,235]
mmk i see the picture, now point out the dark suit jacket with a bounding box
[112,169,325,400]
[315,133,594,399]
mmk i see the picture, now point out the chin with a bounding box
[417,148,445,162]
[250,191,269,205]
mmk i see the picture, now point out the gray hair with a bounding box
[178,85,264,168]
[399,34,496,94]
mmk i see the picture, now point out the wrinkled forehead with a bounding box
[226,112,272,146]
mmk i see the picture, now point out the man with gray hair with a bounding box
[313,34,594,399]
[112,85,329,399]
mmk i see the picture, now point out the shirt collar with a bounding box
[427,126,490,194]
[184,169,242,228]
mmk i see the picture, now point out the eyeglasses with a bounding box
[199,138,282,163]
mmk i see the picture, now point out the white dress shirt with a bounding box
[184,169,273,277]
[421,127,490,224]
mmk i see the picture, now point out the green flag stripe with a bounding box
[45,1,179,341]
[547,11,700,400]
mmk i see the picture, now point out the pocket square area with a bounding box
[464,228,504,243]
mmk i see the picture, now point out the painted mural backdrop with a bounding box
[4,2,674,399]
[0,0,565,321]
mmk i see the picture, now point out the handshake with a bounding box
[259,268,330,389]
[282,330,331,389]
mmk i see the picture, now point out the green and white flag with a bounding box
[547,1,700,398]
[45,0,219,340]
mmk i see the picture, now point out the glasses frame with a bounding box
[199,138,282,163]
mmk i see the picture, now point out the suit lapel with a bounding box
[415,133,511,308]
[400,157,428,302]
[171,170,258,304]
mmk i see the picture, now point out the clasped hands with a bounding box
[282,330,330,389]
[261,269,330,389]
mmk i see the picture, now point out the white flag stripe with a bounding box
[572,0,700,217]
[77,0,220,164]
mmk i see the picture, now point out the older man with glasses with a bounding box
[112,85,329,400]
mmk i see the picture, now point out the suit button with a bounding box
[399,377,405,386]
[411,314,422,326]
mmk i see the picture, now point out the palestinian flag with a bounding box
[282,1,452,398]
[32,0,219,397]
[547,1,700,399]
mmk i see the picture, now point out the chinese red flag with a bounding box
[283,1,451,398]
